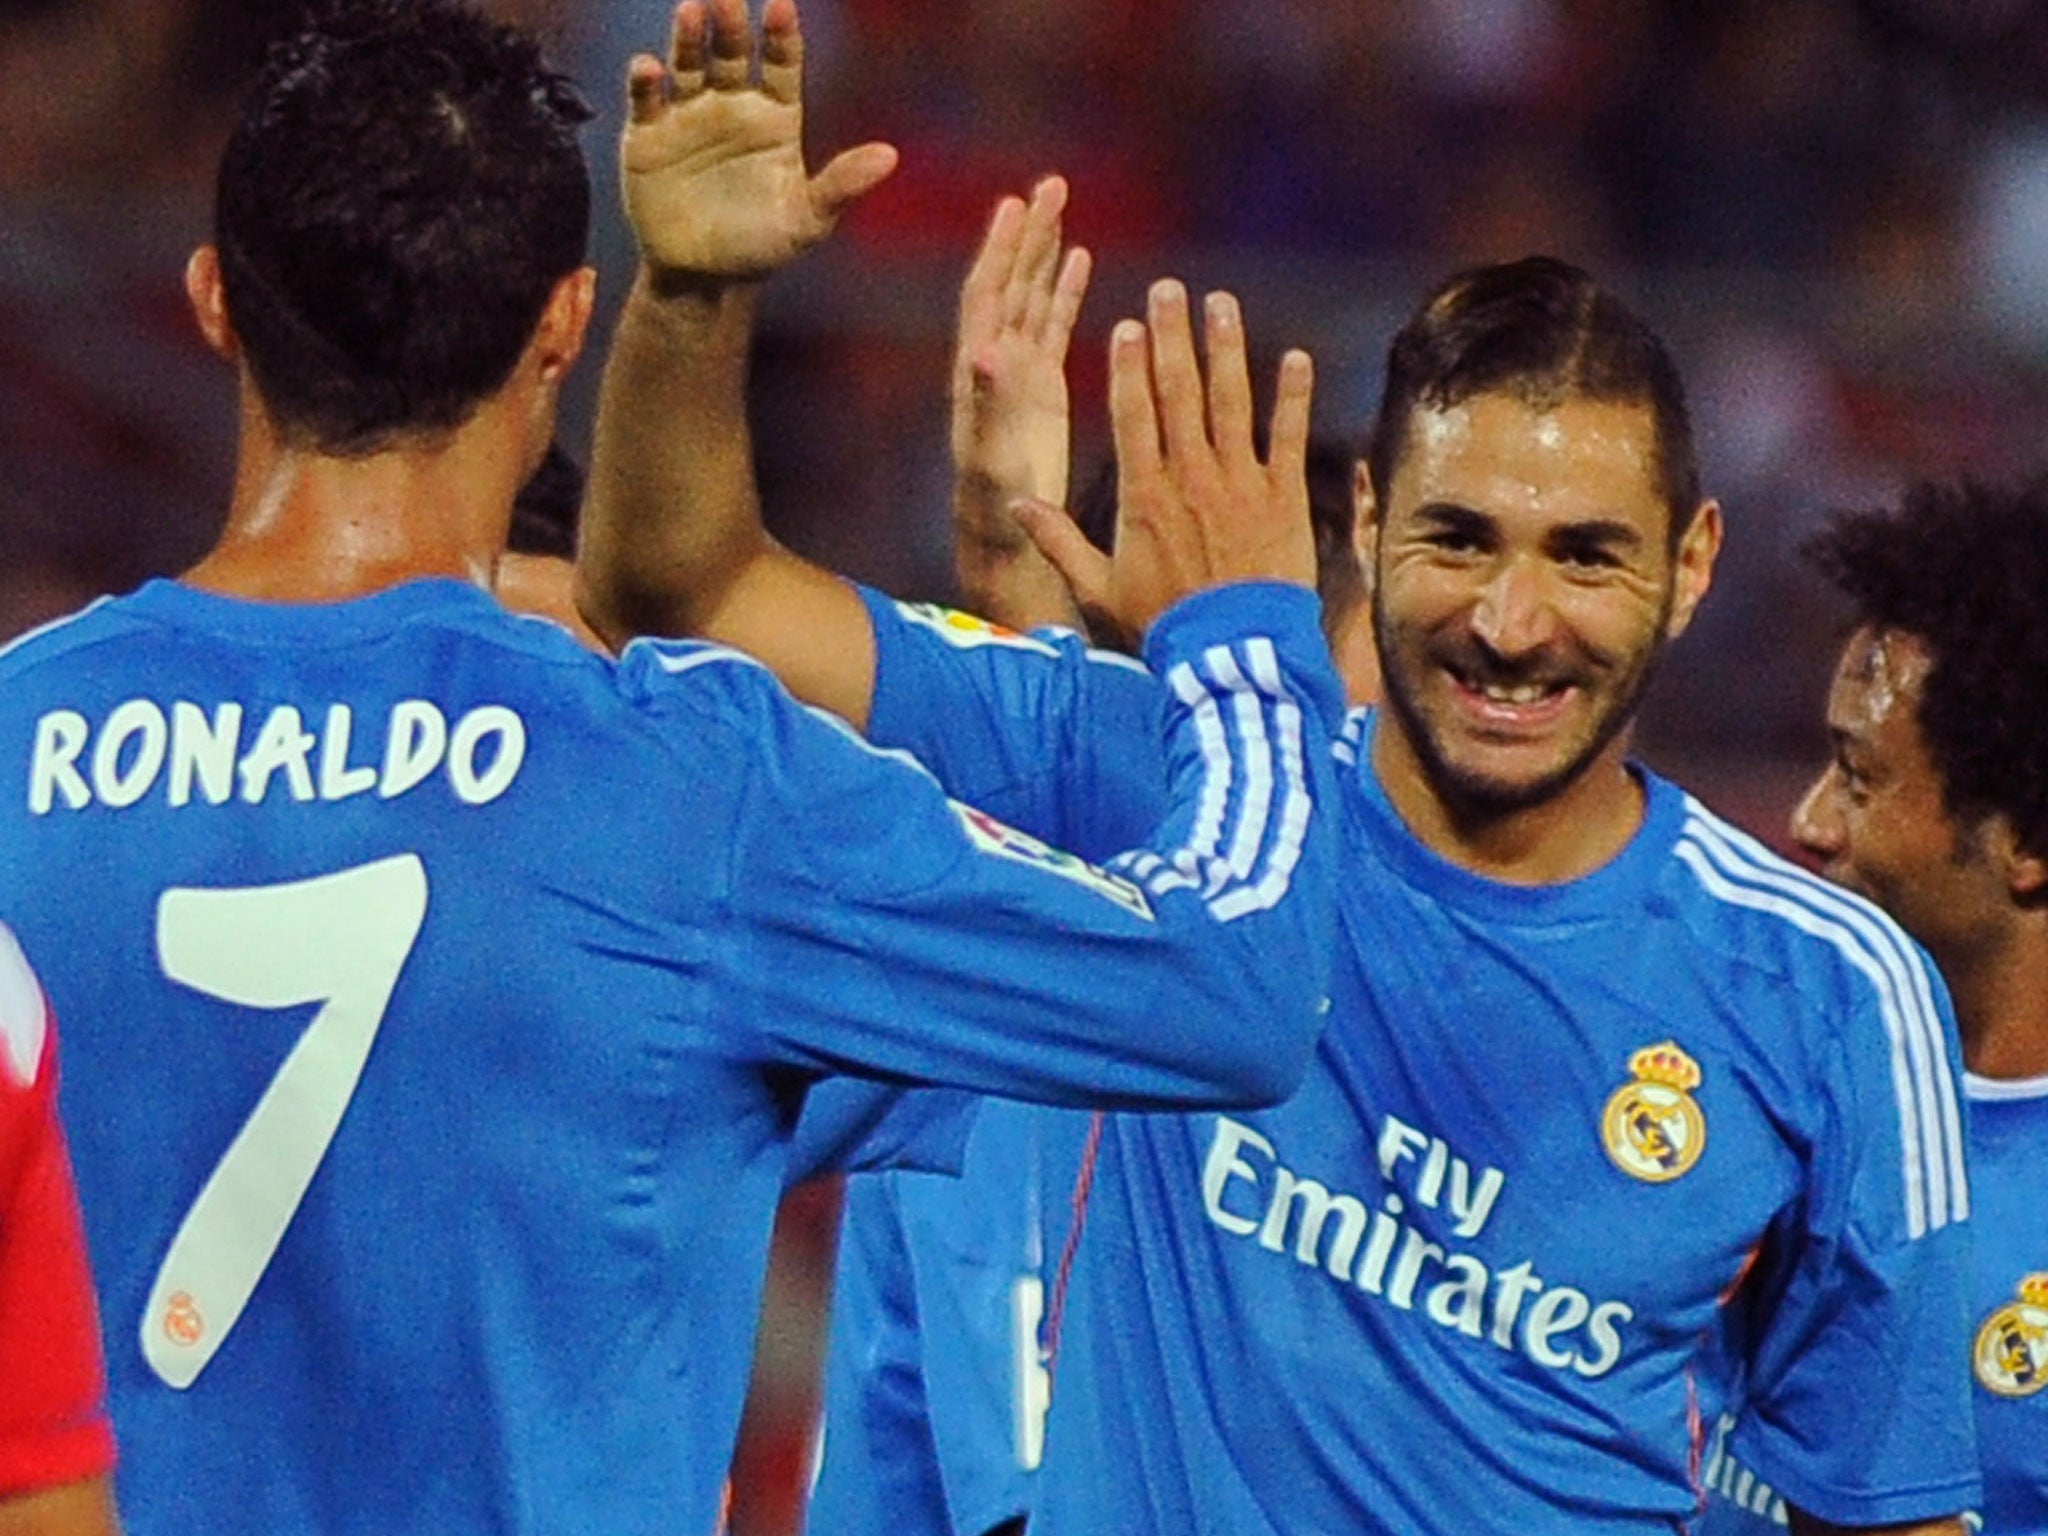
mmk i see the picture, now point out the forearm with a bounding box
[577,268,769,651]
[0,1476,120,1536]
[954,515,1084,634]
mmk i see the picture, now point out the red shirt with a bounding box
[0,926,115,1496]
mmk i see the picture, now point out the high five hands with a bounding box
[623,0,898,282]
[1017,283,1317,648]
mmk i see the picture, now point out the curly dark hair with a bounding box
[214,0,591,455]
[1807,478,2048,861]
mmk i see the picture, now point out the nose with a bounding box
[1789,768,1843,860]
[1469,557,1559,659]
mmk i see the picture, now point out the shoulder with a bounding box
[1660,794,1943,1015]
[0,595,141,682]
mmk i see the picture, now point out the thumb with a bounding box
[1013,498,1111,606]
[812,141,900,223]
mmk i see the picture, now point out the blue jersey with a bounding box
[0,575,1341,1536]
[811,605,1163,1536]
[1704,1072,2048,1535]
[858,590,1980,1534]
[810,1100,1095,1536]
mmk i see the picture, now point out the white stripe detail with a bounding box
[1673,810,1966,1237]
[1204,645,1275,882]
[1683,809,1966,1228]
[0,925,48,1089]
[0,594,117,667]
[1143,637,1319,924]
[642,639,770,677]
[1166,661,1233,869]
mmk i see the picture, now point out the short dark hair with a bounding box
[214,0,592,455]
[1365,257,1701,541]
[1807,478,2048,862]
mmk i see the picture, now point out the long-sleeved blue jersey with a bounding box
[1705,1071,2047,1536]
[855,586,1979,1535]
[0,575,1340,1535]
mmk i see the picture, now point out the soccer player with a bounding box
[0,928,117,1536]
[0,2,1348,1531]
[579,103,1978,1526]
[810,181,1381,1536]
[1701,479,2048,1534]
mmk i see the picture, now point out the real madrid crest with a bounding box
[1974,1274,2048,1398]
[1601,1041,1706,1183]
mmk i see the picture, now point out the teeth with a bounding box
[1480,682,1549,705]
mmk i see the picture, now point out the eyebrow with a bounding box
[1546,519,1645,554]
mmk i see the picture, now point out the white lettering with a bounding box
[28,711,90,814]
[1203,1117,1271,1237]
[1386,1227,1444,1311]
[1377,1115,1428,1181]
[1524,1285,1592,1368]
[448,706,525,806]
[1574,1301,1633,1379]
[170,702,241,807]
[1489,1259,1543,1349]
[1356,1196,1402,1295]
[318,706,378,800]
[93,699,167,807]
[1425,1254,1490,1337]
[1447,1157,1506,1239]
[380,701,446,799]
[1259,1169,1369,1280]
[239,706,316,804]
[21,697,528,814]
[1193,1122,1638,1381]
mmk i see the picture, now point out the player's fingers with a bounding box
[1044,246,1092,355]
[759,0,803,104]
[626,55,669,124]
[810,141,900,223]
[1265,348,1315,488]
[1145,280,1208,468]
[668,0,709,99]
[705,0,754,91]
[1203,291,1256,463]
[961,195,1027,333]
[1106,318,1163,487]
[1013,500,1113,612]
[1008,175,1069,332]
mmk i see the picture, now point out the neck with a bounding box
[1951,917,2048,1080]
[184,379,529,603]
[1370,716,1645,885]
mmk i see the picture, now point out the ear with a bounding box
[1987,815,2048,901]
[1663,499,1723,641]
[185,246,239,361]
[1351,459,1380,589]
[531,266,598,383]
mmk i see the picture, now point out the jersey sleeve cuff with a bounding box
[1144,583,1343,730]
[1728,1441,1980,1531]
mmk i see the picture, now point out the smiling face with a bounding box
[1365,390,1718,821]
[1790,626,2010,974]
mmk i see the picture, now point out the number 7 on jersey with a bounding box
[142,854,428,1389]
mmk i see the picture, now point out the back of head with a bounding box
[1808,478,2048,862]
[1366,257,1701,541]
[214,0,591,456]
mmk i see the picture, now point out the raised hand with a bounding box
[623,0,897,281]
[952,178,1092,530]
[1017,282,1315,647]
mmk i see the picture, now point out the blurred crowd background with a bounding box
[8,1,2048,1529]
